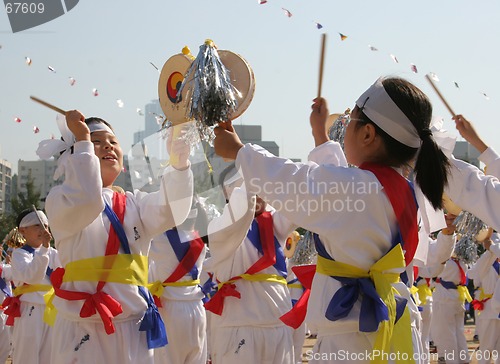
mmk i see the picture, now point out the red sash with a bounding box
[51,192,126,335]
[204,211,276,315]
[2,295,21,326]
[153,233,205,308]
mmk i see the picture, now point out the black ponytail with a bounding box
[382,78,450,209]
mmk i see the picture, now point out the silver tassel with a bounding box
[291,231,317,265]
[453,211,485,264]
[177,39,239,144]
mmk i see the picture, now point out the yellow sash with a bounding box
[148,279,201,299]
[478,287,493,301]
[416,284,433,306]
[457,285,473,303]
[287,283,303,289]
[44,254,149,327]
[13,284,56,326]
[316,244,414,364]
[218,273,287,290]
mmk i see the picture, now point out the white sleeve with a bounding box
[468,250,497,281]
[489,243,500,259]
[1,264,13,281]
[207,187,255,264]
[45,141,104,240]
[132,165,194,239]
[426,232,455,265]
[308,141,348,167]
[11,247,50,284]
[479,147,500,178]
[271,210,298,246]
[446,156,500,231]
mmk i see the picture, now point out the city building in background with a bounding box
[0,159,12,215]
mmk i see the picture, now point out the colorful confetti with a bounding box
[14,117,21,123]
[339,33,348,41]
[481,92,490,100]
[69,77,76,86]
[390,54,399,63]
[116,99,124,108]
[92,88,99,96]
[25,57,32,65]
[258,0,267,4]
[48,66,56,73]
[410,63,418,73]
[136,108,144,116]
[368,45,378,51]
[282,8,292,17]
[33,126,40,134]
[454,82,460,88]
[314,22,323,29]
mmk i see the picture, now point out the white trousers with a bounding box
[153,299,207,364]
[11,302,52,364]
[50,314,153,364]
[211,325,294,364]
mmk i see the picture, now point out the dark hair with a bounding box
[355,77,450,209]
[85,117,115,132]
[16,209,32,227]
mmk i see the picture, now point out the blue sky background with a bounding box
[1,0,499,171]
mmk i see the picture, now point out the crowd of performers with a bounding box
[1,77,500,364]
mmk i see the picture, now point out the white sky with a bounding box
[1,0,499,172]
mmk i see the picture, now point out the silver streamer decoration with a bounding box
[290,231,317,265]
[453,211,486,264]
[177,39,240,145]
[328,108,351,149]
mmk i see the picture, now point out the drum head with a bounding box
[218,50,255,121]
[158,54,193,124]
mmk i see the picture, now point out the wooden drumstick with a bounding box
[30,96,67,115]
[317,33,327,98]
[425,74,456,117]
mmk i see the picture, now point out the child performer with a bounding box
[205,163,297,364]
[468,235,500,364]
[0,246,13,363]
[3,209,60,364]
[43,111,193,364]
[213,77,450,363]
[149,201,208,364]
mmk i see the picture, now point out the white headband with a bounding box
[88,121,115,135]
[356,78,421,148]
[19,211,48,228]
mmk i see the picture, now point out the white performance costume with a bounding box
[206,187,296,364]
[149,229,207,364]
[431,257,470,364]
[0,262,12,363]
[45,140,193,364]
[233,140,425,363]
[9,244,60,364]
[468,238,500,364]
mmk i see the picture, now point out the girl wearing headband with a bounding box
[213,77,450,363]
[43,110,193,364]
[4,209,60,364]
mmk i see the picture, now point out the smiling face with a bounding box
[91,130,123,188]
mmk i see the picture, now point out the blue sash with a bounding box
[165,229,199,280]
[313,233,407,332]
[103,202,167,349]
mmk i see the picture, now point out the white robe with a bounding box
[45,140,193,364]
[149,230,207,364]
[207,184,296,364]
[10,245,60,364]
[234,142,425,363]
